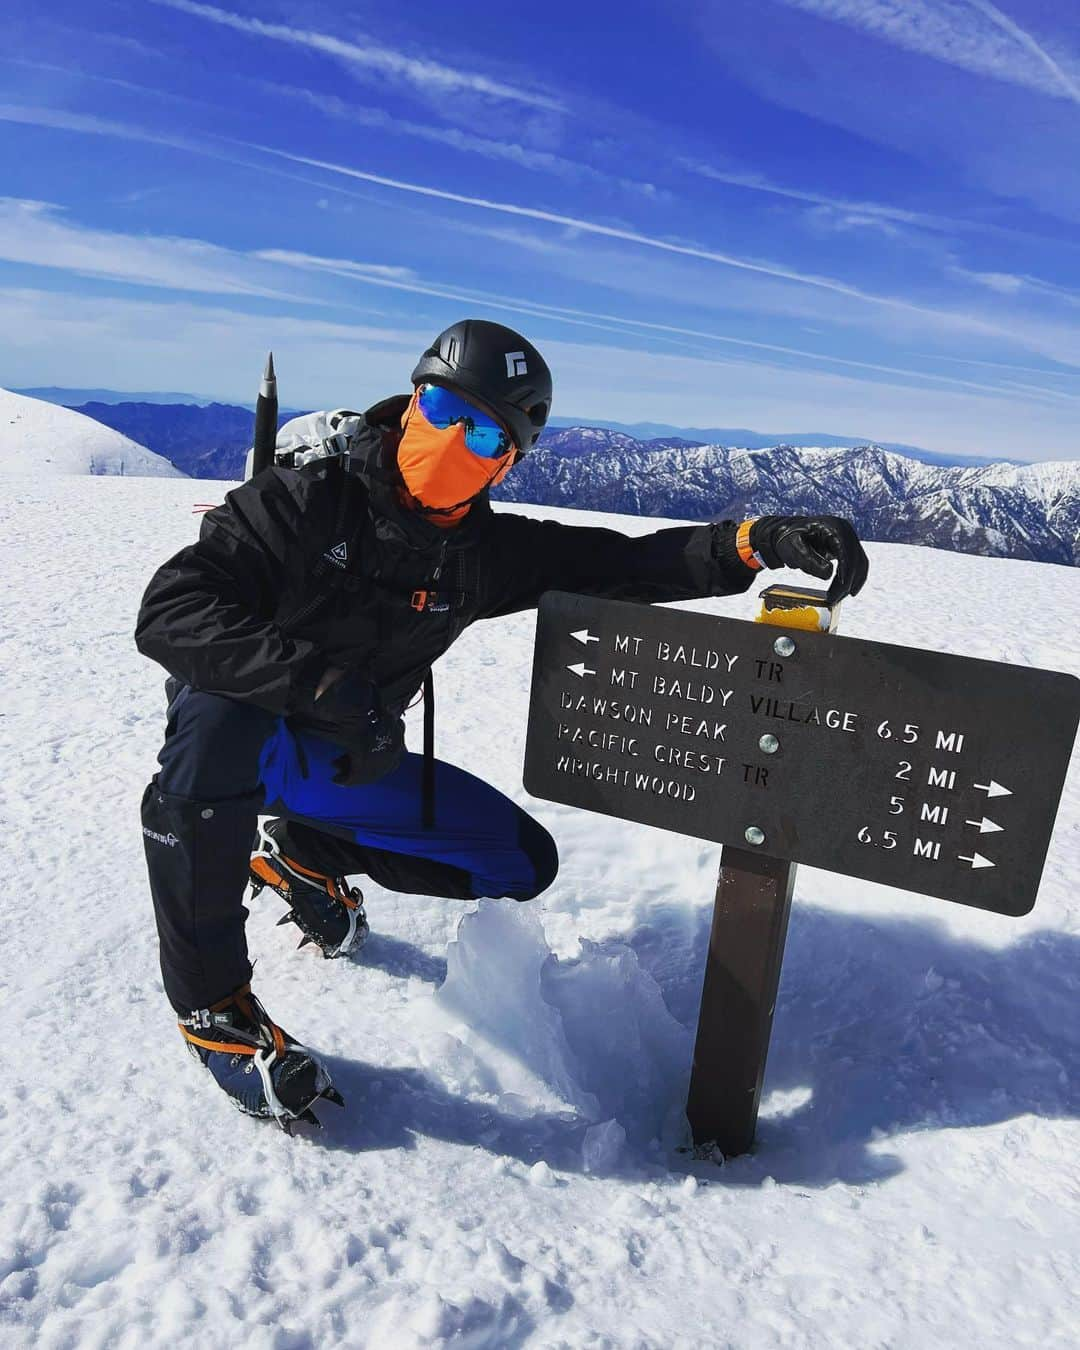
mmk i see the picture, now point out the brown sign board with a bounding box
[524,592,1079,918]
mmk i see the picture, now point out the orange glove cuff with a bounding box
[736,518,765,570]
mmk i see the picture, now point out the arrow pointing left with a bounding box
[567,662,597,679]
[571,629,600,645]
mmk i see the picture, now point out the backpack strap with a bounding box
[310,466,361,584]
[421,671,436,829]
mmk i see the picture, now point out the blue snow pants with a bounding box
[141,683,558,1012]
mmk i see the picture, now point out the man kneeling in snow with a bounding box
[135,318,869,1129]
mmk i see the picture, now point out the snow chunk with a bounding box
[434,902,597,1116]
[582,1119,627,1175]
[433,902,691,1148]
[527,1161,557,1188]
[543,936,691,1144]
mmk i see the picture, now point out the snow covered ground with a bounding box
[0,388,183,477]
[1,474,1077,1349]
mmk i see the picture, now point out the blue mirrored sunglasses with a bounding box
[416,383,512,458]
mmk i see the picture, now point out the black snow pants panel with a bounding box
[141,680,277,1013]
[141,785,262,1016]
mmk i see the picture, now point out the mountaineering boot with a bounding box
[249,818,369,959]
[178,983,344,1131]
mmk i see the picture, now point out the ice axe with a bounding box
[249,351,278,478]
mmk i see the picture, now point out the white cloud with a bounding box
[775,0,1080,103]
[4,167,1077,403]
[0,198,307,300]
[153,0,562,111]
[931,352,1080,381]
[251,143,1009,331]
[276,86,659,198]
[803,206,906,239]
[0,102,204,153]
[953,266,1080,309]
[2,60,655,200]
[521,335,1080,459]
[0,197,410,302]
[0,287,427,406]
[0,102,332,199]
[681,158,967,234]
[3,56,204,107]
[2,286,1076,456]
[966,0,1080,102]
[683,156,1080,251]
[259,245,1079,406]
[5,87,1080,408]
[957,268,1026,295]
[251,247,719,352]
[249,142,1080,369]
[0,101,392,211]
[9,95,1073,368]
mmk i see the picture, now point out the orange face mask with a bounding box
[396,390,516,526]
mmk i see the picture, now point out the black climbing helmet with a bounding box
[410,319,552,452]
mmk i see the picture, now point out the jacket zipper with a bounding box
[432,538,448,583]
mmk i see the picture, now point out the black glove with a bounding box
[749,515,869,606]
[300,669,405,786]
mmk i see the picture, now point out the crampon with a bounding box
[179,983,344,1132]
[249,819,369,959]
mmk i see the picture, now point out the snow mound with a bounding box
[0,387,184,476]
[431,903,690,1163]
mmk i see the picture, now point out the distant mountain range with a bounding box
[12,390,1076,564]
[17,387,1014,469]
[15,386,205,406]
[493,431,1079,566]
[547,417,1015,468]
[64,401,299,479]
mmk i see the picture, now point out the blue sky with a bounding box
[2,0,1079,458]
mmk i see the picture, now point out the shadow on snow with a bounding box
[315,899,1079,1189]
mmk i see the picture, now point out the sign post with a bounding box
[685,847,796,1156]
[523,588,1079,1156]
[685,584,837,1155]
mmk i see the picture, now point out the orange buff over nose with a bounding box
[396,391,516,526]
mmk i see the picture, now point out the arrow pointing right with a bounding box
[973,780,1012,798]
[567,662,597,679]
[958,852,996,869]
[964,817,1005,834]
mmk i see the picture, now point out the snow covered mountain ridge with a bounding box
[0,388,183,477]
[7,384,1075,563]
[494,431,1080,566]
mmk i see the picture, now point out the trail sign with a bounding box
[524,591,1079,918]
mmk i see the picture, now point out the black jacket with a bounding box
[135,395,755,723]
